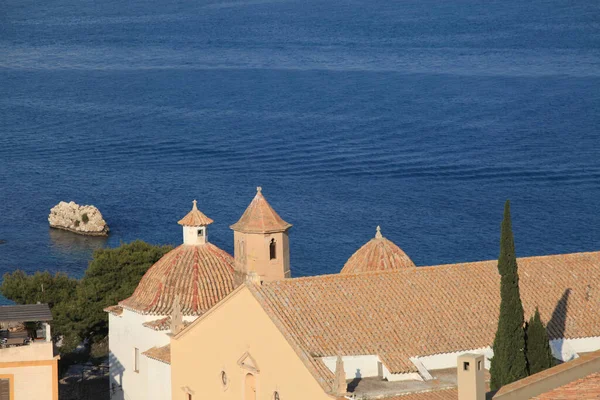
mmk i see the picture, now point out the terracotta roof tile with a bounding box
[249,251,600,392]
[495,349,600,399]
[380,388,458,400]
[178,200,214,226]
[230,187,291,234]
[532,372,600,399]
[120,243,235,315]
[142,317,171,331]
[341,226,416,273]
[142,317,193,331]
[143,344,171,364]
[103,305,123,316]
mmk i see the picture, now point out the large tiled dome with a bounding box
[120,243,235,315]
[341,226,416,274]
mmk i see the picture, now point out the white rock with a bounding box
[48,201,109,236]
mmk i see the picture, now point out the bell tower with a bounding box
[178,200,214,246]
[230,187,292,282]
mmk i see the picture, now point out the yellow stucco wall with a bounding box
[0,342,54,363]
[171,287,331,400]
[0,359,58,400]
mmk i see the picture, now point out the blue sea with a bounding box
[1,0,599,304]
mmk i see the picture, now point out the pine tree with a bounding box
[490,200,529,390]
[525,308,555,375]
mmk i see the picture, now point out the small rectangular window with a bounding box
[269,239,276,260]
[0,378,10,400]
[477,360,482,370]
[463,361,469,371]
[197,229,203,237]
[134,348,140,372]
[188,394,192,400]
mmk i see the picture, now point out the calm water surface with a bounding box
[1,0,600,303]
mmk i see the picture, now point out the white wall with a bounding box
[321,354,420,382]
[550,336,600,362]
[183,226,206,245]
[321,355,380,379]
[381,362,423,382]
[147,358,171,400]
[108,310,173,400]
[417,347,493,372]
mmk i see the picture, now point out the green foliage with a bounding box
[90,336,109,364]
[76,240,172,342]
[490,200,528,390]
[82,213,89,224]
[0,270,78,306]
[0,270,80,351]
[525,308,555,375]
[0,240,172,356]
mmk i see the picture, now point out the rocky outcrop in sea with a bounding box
[48,201,109,236]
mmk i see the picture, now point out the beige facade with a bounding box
[0,357,58,400]
[233,230,290,281]
[171,286,332,400]
[457,354,485,400]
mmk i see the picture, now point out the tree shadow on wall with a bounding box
[547,288,571,361]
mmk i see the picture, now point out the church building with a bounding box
[107,188,600,400]
[169,226,600,400]
[106,187,291,400]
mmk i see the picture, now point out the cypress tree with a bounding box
[525,308,555,375]
[490,200,528,390]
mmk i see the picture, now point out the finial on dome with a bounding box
[375,225,382,239]
[192,199,198,210]
[257,186,262,194]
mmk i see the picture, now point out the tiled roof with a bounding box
[495,349,600,399]
[143,344,171,364]
[0,304,52,322]
[104,305,123,317]
[142,317,193,331]
[532,372,600,399]
[249,251,600,392]
[142,317,171,331]
[178,200,214,226]
[230,187,291,234]
[336,388,458,400]
[380,388,458,400]
[120,243,235,315]
[341,226,416,274]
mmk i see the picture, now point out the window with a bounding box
[221,371,228,389]
[273,391,280,400]
[269,238,276,260]
[463,361,469,371]
[0,379,10,400]
[477,360,482,370]
[134,348,140,373]
[197,229,203,237]
[188,394,192,400]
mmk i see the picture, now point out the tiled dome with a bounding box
[341,226,416,274]
[120,243,235,315]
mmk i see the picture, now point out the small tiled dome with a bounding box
[120,243,235,315]
[178,200,213,226]
[341,226,415,274]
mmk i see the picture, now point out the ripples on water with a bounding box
[1,0,599,303]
